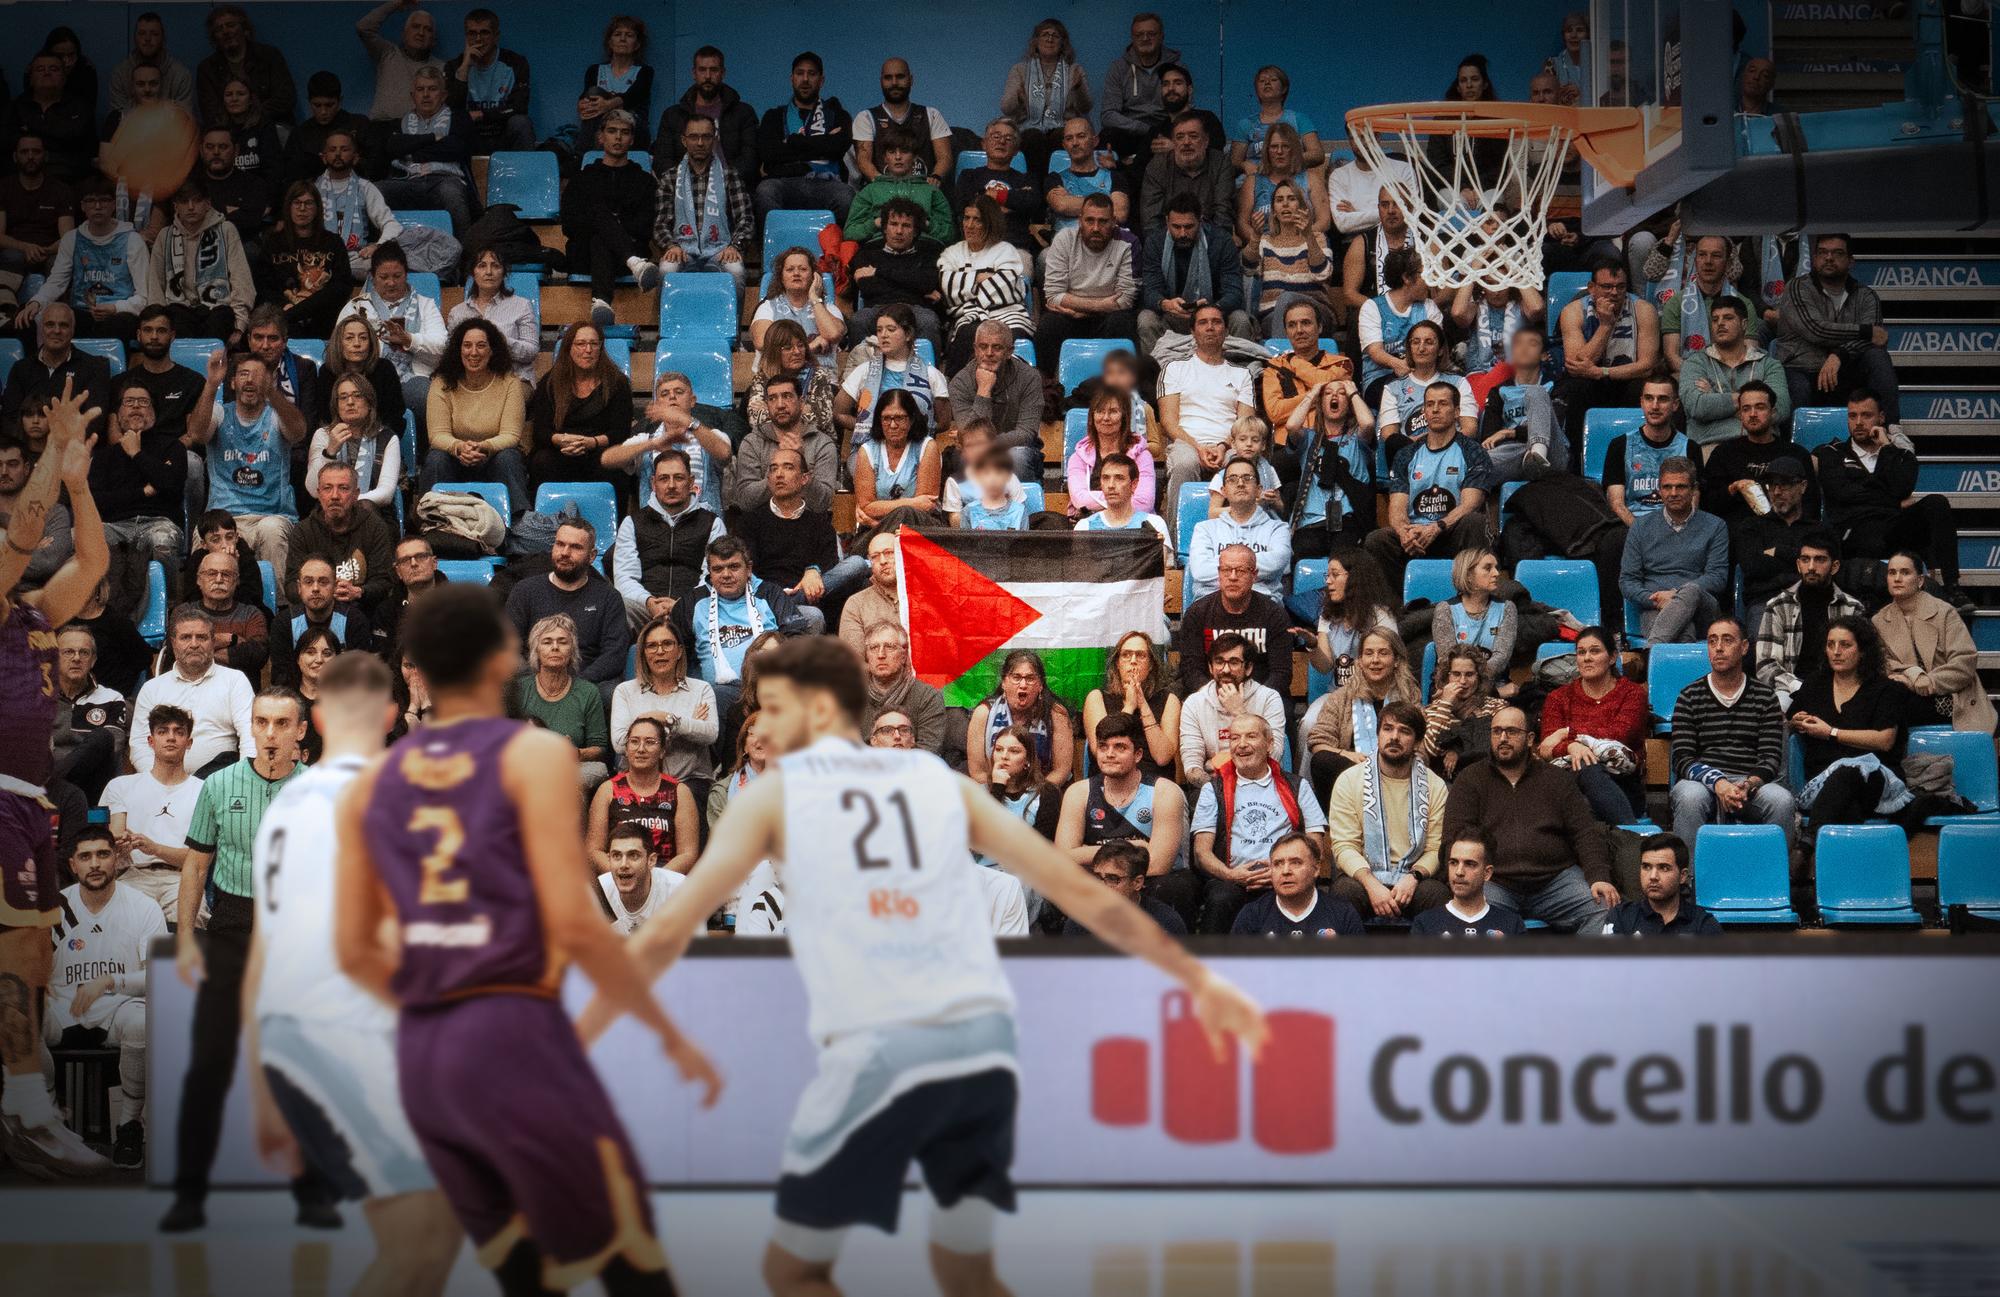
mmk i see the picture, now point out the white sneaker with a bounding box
[0,1110,111,1179]
[626,257,660,290]
[1523,444,1551,479]
[589,297,616,328]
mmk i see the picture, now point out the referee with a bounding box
[159,688,339,1233]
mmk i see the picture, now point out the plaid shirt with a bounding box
[651,161,756,257]
[1754,581,1866,694]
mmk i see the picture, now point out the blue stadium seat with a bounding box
[1534,640,1578,662]
[1261,336,1340,355]
[1791,406,1847,452]
[1545,270,1590,310]
[137,562,168,646]
[1582,407,1643,481]
[1058,339,1123,393]
[400,410,417,479]
[1062,409,1090,463]
[1814,824,1922,925]
[1022,482,1046,514]
[392,208,454,236]
[484,152,560,220]
[0,338,21,385]
[535,482,618,559]
[1013,339,1037,366]
[914,338,936,369]
[170,338,225,371]
[1292,558,1328,600]
[1419,641,1438,702]
[1402,558,1454,607]
[1692,824,1799,924]
[1623,597,1649,650]
[954,149,1027,179]
[407,272,443,303]
[581,150,652,172]
[654,348,731,407]
[439,481,511,519]
[507,272,542,328]
[289,339,324,364]
[1174,482,1207,562]
[1048,150,1071,175]
[657,274,738,342]
[762,209,836,264]
[257,561,277,611]
[1906,726,2000,817]
[1938,821,2000,920]
[1646,642,1708,734]
[73,337,126,374]
[1515,558,1600,627]
[435,558,498,585]
[1498,480,1524,512]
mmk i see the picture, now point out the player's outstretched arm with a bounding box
[332,762,401,1006]
[962,777,1270,1063]
[507,728,721,1105]
[23,382,107,627]
[1,377,98,603]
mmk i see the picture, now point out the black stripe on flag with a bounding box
[903,527,1164,585]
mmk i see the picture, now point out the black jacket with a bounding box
[755,97,851,180]
[1815,437,1917,531]
[849,238,942,308]
[658,84,759,187]
[561,159,656,244]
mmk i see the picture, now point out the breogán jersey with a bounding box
[251,754,392,1031]
[775,737,1014,1043]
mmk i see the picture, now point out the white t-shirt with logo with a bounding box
[49,884,165,1031]
[101,770,205,868]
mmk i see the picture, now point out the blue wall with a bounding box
[23,1,1594,149]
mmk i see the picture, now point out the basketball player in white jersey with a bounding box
[586,638,1269,1297]
[243,653,463,1296]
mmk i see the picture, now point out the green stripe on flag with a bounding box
[944,646,1112,710]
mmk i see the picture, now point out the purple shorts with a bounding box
[0,789,57,929]
[396,993,666,1287]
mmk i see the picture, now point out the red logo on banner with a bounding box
[1088,992,1335,1154]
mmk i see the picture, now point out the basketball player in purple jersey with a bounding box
[0,378,109,1176]
[334,584,717,1297]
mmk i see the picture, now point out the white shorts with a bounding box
[258,1014,432,1202]
[117,866,180,923]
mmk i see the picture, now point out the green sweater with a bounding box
[844,174,958,245]
[512,674,609,756]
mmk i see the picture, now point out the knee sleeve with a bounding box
[769,1219,849,1265]
[929,1195,998,1256]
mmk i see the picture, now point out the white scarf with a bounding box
[706,587,765,685]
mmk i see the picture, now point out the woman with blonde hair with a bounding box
[1307,624,1421,806]
[315,314,406,429]
[1431,546,1517,693]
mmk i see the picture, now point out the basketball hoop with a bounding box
[1345,101,1644,293]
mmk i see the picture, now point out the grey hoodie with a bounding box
[1101,42,1183,136]
[149,207,255,333]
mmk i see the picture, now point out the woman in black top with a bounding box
[1787,615,1914,827]
[317,315,408,432]
[260,182,355,341]
[529,322,634,490]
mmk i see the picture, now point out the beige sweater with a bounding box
[427,374,526,454]
[1873,592,1998,734]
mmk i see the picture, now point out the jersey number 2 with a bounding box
[408,806,469,904]
[843,790,920,871]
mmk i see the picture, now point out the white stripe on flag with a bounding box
[988,578,1169,651]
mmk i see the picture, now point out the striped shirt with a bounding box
[186,759,302,899]
[1668,674,1786,787]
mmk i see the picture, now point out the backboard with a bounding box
[1578,0,1738,234]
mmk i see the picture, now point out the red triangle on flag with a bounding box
[899,530,1042,687]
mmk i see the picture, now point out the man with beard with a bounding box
[90,385,187,615]
[194,129,271,249]
[1035,194,1139,375]
[285,461,394,621]
[503,517,631,689]
[656,46,759,190]
[1441,704,1618,931]
[270,557,376,686]
[1099,13,1180,166]
[1699,380,1800,526]
[1752,528,1865,705]
[1140,112,1232,233]
[1327,701,1451,921]
[1775,233,1898,422]
[0,134,77,316]
[115,307,207,446]
[853,57,953,182]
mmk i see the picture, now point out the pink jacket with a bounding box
[1065,437,1157,515]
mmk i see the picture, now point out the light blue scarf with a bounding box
[1358,755,1432,884]
[673,153,731,259]
[1161,228,1214,306]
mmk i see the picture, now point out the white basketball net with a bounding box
[1347,110,1575,294]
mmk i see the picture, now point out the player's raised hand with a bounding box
[44,377,102,455]
[1191,970,1269,1063]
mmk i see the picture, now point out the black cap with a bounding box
[1763,452,1811,482]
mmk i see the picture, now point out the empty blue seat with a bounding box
[137,562,169,646]
[1058,339,1124,393]
[0,338,21,384]
[400,410,417,479]
[1292,558,1328,601]
[436,558,498,585]
[657,275,738,341]
[1814,824,1922,925]
[484,152,559,220]
[506,272,543,326]
[289,339,325,364]
[1013,339,1037,366]
[1545,270,1590,310]
[73,337,126,374]
[954,149,1026,179]
[1173,482,1208,562]
[1582,407,1643,482]
[1646,642,1709,733]
[581,150,652,172]
[257,560,277,612]
[1402,558,1455,607]
[1515,558,1600,627]
[654,348,731,407]
[762,209,835,262]
[1062,409,1090,463]
[407,271,443,303]
[1792,407,1846,452]
[534,482,618,559]
[170,338,225,371]
[392,208,454,236]
[1623,597,1649,650]
[438,481,511,519]
[1692,824,1799,924]
[1938,821,2000,919]
[1906,726,2000,818]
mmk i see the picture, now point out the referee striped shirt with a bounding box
[186,759,301,899]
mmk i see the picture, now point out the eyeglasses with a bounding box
[395,552,433,565]
[1489,725,1529,737]
[872,723,914,737]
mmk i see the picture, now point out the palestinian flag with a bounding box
[897,529,1168,709]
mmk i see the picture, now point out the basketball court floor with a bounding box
[3,1184,1996,1296]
